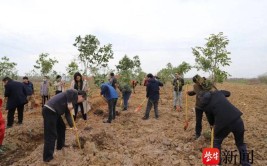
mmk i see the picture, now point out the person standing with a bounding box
[22,76,35,111]
[172,73,184,111]
[109,72,118,90]
[42,89,87,163]
[54,75,65,95]
[142,73,163,120]
[70,72,88,120]
[2,77,27,128]
[118,82,132,111]
[40,76,50,107]
[100,83,118,123]
[187,75,206,139]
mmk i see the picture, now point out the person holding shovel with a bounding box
[198,85,251,166]
[42,89,87,163]
[187,74,206,140]
[142,73,163,120]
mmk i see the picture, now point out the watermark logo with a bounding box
[221,149,254,165]
[202,148,220,165]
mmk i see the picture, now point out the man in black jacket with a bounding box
[2,77,27,128]
[42,89,87,162]
[199,90,251,166]
[142,73,163,120]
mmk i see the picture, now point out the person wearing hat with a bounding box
[187,74,206,139]
[42,89,87,163]
[142,73,163,120]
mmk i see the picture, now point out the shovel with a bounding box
[184,84,189,130]
[210,127,214,148]
[69,108,81,149]
[134,98,147,112]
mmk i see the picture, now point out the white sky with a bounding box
[0,0,266,78]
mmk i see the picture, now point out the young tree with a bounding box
[34,53,58,76]
[173,62,192,77]
[73,34,114,75]
[157,63,174,83]
[116,55,135,83]
[66,60,80,77]
[0,56,18,79]
[192,32,231,83]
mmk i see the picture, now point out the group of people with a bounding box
[0,71,250,165]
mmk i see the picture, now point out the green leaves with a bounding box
[0,56,17,78]
[73,34,114,75]
[192,32,231,83]
[34,53,58,76]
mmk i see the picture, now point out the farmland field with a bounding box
[0,82,267,165]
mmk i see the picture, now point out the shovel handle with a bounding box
[69,109,81,149]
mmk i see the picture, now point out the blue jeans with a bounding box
[144,99,159,118]
[214,118,251,166]
[123,91,131,110]
[173,91,182,107]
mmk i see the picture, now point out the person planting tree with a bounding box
[42,89,87,163]
[198,82,251,166]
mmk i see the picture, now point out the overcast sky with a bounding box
[0,0,266,78]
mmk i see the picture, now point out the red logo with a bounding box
[202,148,220,165]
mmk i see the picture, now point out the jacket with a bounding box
[23,81,34,96]
[172,77,184,91]
[45,89,79,127]
[198,90,242,135]
[187,83,203,109]
[100,83,118,101]
[4,80,27,110]
[70,79,90,113]
[146,78,163,101]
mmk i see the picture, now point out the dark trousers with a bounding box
[7,104,24,127]
[195,107,204,136]
[214,118,250,166]
[122,92,131,110]
[144,99,159,118]
[107,98,117,122]
[74,103,87,120]
[55,90,62,95]
[42,107,66,162]
[42,95,49,107]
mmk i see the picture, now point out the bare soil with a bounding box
[0,82,267,166]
